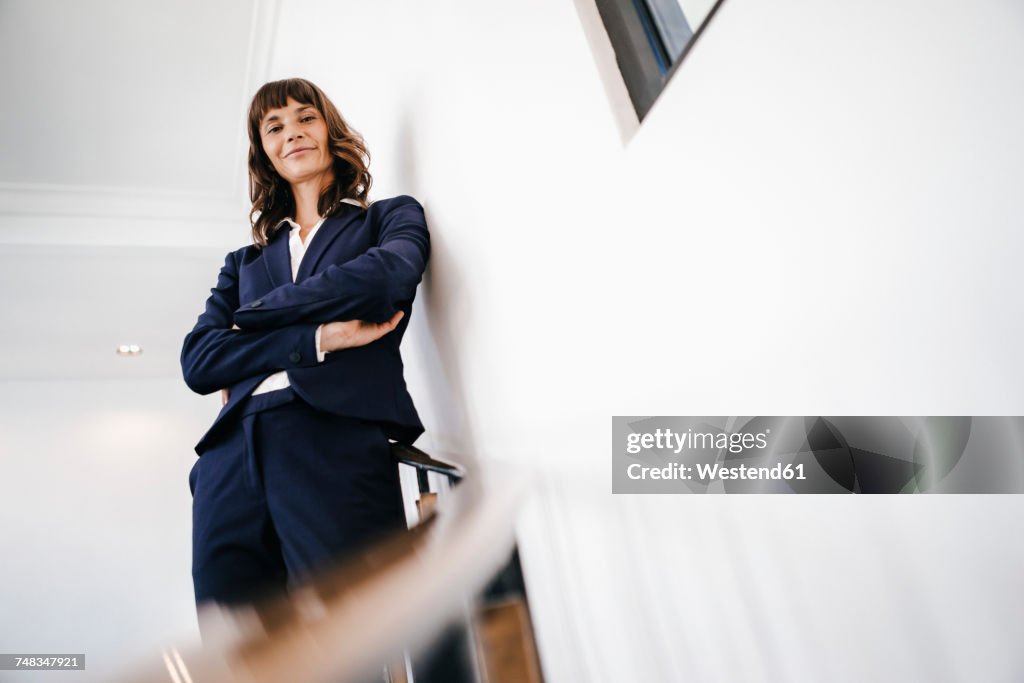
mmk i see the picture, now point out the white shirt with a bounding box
[250,215,329,396]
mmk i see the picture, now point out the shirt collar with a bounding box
[282,216,326,234]
[275,197,363,232]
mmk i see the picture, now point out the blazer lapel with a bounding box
[262,224,293,288]
[296,203,363,281]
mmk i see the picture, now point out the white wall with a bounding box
[269,0,1024,681]
[0,379,213,682]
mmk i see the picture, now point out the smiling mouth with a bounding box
[286,147,314,158]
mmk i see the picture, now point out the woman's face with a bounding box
[258,97,333,187]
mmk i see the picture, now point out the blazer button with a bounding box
[289,351,302,364]
[249,299,263,308]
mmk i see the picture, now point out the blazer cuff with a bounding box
[283,323,321,369]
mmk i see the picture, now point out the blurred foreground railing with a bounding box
[104,444,543,683]
[389,443,544,683]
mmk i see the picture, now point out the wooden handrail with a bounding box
[104,460,530,683]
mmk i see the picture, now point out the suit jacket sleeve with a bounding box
[180,249,320,395]
[232,195,429,330]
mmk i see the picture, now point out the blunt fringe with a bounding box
[247,78,372,247]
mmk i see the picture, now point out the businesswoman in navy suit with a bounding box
[181,78,428,611]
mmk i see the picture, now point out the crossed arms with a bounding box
[180,196,429,395]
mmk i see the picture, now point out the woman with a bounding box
[181,78,429,610]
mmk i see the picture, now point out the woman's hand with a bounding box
[320,310,405,353]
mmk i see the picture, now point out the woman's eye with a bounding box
[267,126,281,134]
[301,116,315,122]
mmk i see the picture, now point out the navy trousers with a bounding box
[189,387,408,607]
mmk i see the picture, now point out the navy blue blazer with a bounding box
[181,195,429,455]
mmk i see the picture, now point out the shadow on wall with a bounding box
[393,102,479,470]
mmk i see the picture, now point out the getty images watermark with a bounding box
[612,416,1024,494]
[625,425,804,482]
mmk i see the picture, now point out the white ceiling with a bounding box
[0,244,224,380]
[0,0,280,381]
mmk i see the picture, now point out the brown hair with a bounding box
[246,78,372,247]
